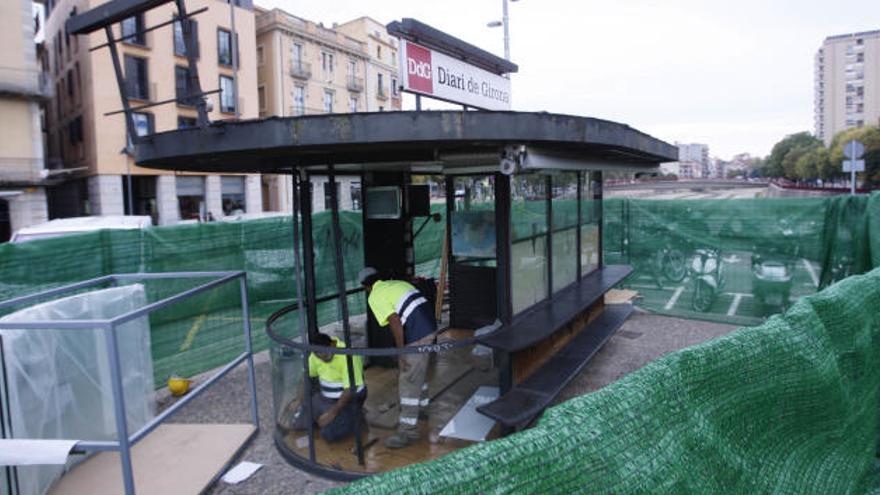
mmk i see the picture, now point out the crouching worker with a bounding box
[359,267,437,449]
[291,333,366,443]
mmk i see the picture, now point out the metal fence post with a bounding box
[239,275,260,429]
[104,324,137,495]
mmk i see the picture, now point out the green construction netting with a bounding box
[604,193,879,326]
[0,193,878,384]
[333,266,880,495]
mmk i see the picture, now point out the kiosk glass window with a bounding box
[552,172,578,293]
[580,172,600,275]
[511,173,548,314]
[451,176,495,262]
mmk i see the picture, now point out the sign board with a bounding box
[398,39,512,110]
[843,159,865,173]
[844,140,865,159]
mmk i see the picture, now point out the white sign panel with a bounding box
[398,39,511,110]
[843,159,865,172]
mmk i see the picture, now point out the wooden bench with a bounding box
[476,265,633,429]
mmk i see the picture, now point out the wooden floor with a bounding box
[281,329,500,473]
[49,423,255,495]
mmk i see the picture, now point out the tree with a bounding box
[794,146,830,180]
[828,126,880,187]
[764,132,822,178]
[782,143,820,179]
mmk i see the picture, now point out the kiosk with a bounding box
[66,2,678,480]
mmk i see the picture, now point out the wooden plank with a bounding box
[49,423,255,495]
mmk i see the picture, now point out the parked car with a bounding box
[10,215,153,243]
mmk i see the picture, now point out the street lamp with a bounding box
[486,0,520,61]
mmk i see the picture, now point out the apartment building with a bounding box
[254,8,402,213]
[814,30,880,146]
[675,142,710,178]
[42,0,263,225]
[0,0,51,241]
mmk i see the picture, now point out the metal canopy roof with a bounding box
[133,111,678,174]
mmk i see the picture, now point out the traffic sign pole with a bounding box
[844,139,865,195]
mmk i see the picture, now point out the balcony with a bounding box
[290,61,311,80]
[347,76,364,92]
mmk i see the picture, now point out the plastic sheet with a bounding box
[0,284,154,495]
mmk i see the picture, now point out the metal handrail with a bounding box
[0,271,259,495]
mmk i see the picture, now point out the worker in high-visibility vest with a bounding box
[291,333,366,443]
[359,267,437,449]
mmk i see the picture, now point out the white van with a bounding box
[10,215,153,243]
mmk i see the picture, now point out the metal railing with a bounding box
[347,76,364,92]
[0,271,259,495]
[290,61,312,79]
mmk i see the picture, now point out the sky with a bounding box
[254,0,878,160]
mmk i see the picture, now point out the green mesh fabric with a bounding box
[1,194,878,384]
[604,194,878,325]
[333,267,880,494]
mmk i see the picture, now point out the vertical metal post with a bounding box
[175,0,209,125]
[545,174,552,297]
[298,173,319,339]
[594,171,604,268]
[501,0,511,60]
[327,166,365,466]
[238,275,260,429]
[103,26,138,147]
[575,171,584,282]
[104,325,137,495]
[229,0,240,120]
[415,94,422,111]
[494,173,512,325]
[291,172,316,462]
[850,156,856,195]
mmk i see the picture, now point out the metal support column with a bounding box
[298,173,319,339]
[545,174,553,297]
[327,166,365,465]
[104,325,136,495]
[576,171,583,280]
[291,172,316,462]
[238,276,260,428]
[175,0,209,125]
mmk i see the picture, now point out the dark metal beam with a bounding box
[89,6,207,52]
[67,0,173,35]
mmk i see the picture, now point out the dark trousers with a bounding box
[292,391,366,443]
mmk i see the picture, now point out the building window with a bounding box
[220,75,235,113]
[173,18,198,57]
[124,55,149,100]
[177,116,197,128]
[293,85,305,115]
[350,182,361,210]
[323,90,334,113]
[221,176,246,215]
[349,96,358,113]
[323,182,340,210]
[66,71,74,97]
[258,86,266,112]
[176,176,205,220]
[132,112,154,137]
[121,14,146,46]
[175,66,196,106]
[292,43,303,64]
[376,45,382,59]
[391,77,399,96]
[218,28,233,66]
[68,115,83,145]
[321,51,334,79]
[377,73,385,97]
[257,45,264,65]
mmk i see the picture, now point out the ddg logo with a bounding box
[405,42,433,94]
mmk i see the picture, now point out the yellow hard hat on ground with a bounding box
[168,376,192,397]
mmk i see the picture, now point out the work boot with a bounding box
[384,430,419,449]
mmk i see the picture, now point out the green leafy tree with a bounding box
[828,126,880,186]
[794,146,830,180]
[764,132,822,178]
